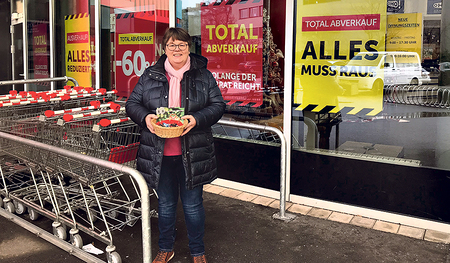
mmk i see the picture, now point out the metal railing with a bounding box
[216,119,303,221]
[0,76,79,88]
[298,116,319,149]
[0,131,152,263]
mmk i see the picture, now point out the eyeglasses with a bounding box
[166,43,188,51]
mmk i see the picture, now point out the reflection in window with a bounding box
[250,7,259,17]
[181,0,285,130]
[384,55,394,68]
[240,8,249,19]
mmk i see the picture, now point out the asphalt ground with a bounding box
[1,190,450,263]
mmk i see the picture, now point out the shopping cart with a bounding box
[0,87,116,120]
[0,155,39,214]
[0,88,150,263]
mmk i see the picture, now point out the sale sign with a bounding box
[294,0,386,115]
[32,23,49,88]
[294,0,386,116]
[201,0,263,107]
[115,11,168,97]
[65,13,91,87]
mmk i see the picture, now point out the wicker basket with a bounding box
[151,118,188,138]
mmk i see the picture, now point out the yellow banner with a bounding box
[65,13,92,87]
[386,13,422,55]
[294,0,387,116]
[118,33,154,45]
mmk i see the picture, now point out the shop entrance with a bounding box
[0,0,13,93]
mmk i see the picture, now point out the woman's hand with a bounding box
[181,115,196,136]
[145,114,158,133]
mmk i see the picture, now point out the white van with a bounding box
[337,51,423,94]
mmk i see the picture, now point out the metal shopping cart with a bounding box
[0,87,151,263]
[0,131,152,263]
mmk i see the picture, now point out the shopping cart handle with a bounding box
[99,119,111,127]
[109,103,121,112]
[45,110,55,118]
[90,100,101,108]
[63,114,74,122]
[85,87,94,93]
[73,86,84,92]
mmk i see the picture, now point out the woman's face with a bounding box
[165,38,190,70]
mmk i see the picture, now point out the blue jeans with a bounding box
[156,156,205,256]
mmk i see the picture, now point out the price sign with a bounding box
[114,11,169,97]
[115,12,157,97]
[118,49,151,77]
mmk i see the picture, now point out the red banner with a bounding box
[302,14,381,32]
[201,0,263,107]
[67,31,89,43]
[114,11,168,97]
[32,23,49,86]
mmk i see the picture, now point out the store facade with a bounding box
[1,0,450,231]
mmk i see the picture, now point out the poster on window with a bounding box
[386,13,422,55]
[294,0,387,116]
[114,11,169,97]
[65,13,91,87]
[201,0,263,107]
[32,23,49,88]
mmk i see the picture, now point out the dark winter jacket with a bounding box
[125,53,225,190]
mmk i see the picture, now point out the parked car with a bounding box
[422,59,440,73]
[420,68,431,84]
[440,62,450,71]
[337,51,424,94]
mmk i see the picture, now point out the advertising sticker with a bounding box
[386,13,422,55]
[114,11,169,97]
[294,0,387,116]
[32,23,49,88]
[201,0,263,107]
[65,13,92,87]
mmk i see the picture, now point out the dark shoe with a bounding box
[152,250,174,263]
[192,255,208,263]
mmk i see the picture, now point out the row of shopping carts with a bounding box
[0,86,152,263]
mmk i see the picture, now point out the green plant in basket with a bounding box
[155,107,185,127]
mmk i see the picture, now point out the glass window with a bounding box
[240,8,249,19]
[100,0,169,96]
[293,0,450,171]
[180,0,285,132]
[27,0,50,91]
[54,0,93,89]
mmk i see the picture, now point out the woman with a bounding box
[126,27,225,263]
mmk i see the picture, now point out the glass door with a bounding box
[103,0,170,97]
[11,0,25,91]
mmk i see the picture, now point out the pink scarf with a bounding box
[164,56,191,107]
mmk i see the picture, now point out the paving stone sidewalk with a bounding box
[1,188,450,263]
